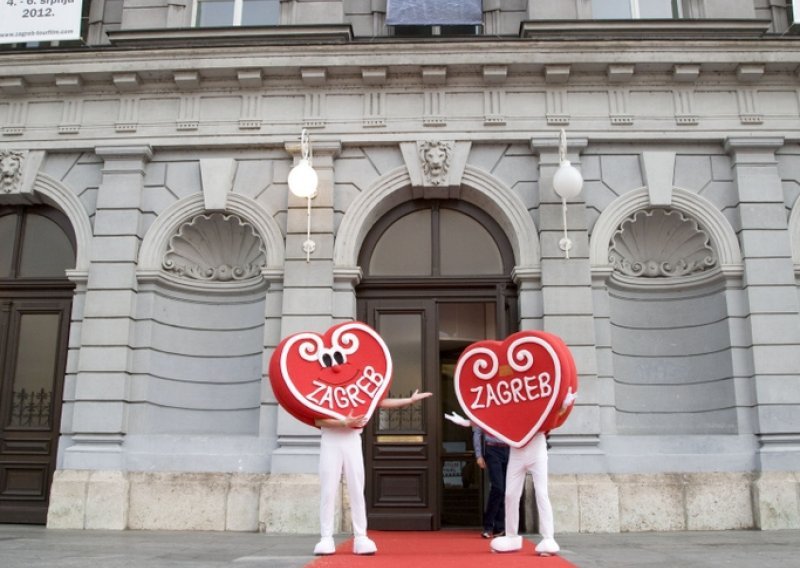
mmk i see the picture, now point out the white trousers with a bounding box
[503,432,554,540]
[318,427,368,538]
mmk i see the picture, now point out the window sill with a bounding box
[519,19,771,40]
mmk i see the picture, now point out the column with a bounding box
[725,137,800,471]
[530,135,603,467]
[63,145,152,470]
[270,139,342,474]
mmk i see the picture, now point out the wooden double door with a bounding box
[359,290,516,530]
[0,205,75,524]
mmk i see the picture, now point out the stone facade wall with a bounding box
[46,470,800,532]
[1,0,799,533]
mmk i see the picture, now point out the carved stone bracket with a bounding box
[200,158,237,211]
[0,149,45,200]
[400,140,471,197]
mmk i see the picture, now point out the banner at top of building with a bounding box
[1,0,83,45]
[386,0,483,26]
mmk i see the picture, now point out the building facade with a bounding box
[1,0,800,533]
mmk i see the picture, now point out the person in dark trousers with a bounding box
[473,425,510,538]
[445,411,510,538]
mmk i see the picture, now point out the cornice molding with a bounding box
[3,31,800,93]
[106,25,354,48]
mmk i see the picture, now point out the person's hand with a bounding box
[410,389,433,403]
[342,411,368,429]
[561,387,577,410]
[444,411,471,428]
[476,456,486,470]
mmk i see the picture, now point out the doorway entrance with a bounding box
[0,206,75,524]
[357,199,516,530]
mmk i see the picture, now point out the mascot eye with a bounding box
[321,353,333,368]
[333,350,345,365]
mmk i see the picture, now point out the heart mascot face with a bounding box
[269,322,393,428]
[454,330,577,448]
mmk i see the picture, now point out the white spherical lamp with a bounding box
[552,160,583,200]
[288,158,318,199]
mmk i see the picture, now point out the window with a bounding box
[0,206,76,279]
[195,0,280,27]
[391,25,480,37]
[592,0,682,19]
[386,0,482,37]
[360,200,511,278]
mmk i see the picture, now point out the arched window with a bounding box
[0,206,76,279]
[359,199,513,278]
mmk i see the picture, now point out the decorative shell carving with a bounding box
[609,208,718,278]
[162,213,267,281]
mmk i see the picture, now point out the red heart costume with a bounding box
[269,321,393,428]
[268,321,394,556]
[453,330,578,556]
[454,330,577,447]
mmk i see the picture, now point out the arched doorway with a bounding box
[357,199,517,530]
[0,205,75,523]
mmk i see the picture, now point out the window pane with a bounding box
[393,25,435,37]
[242,0,280,25]
[18,214,75,277]
[377,312,423,432]
[439,25,479,36]
[9,313,60,428]
[592,0,632,18]
[439,209,503,276]
[0,214,16,277]
[439,302,496,346]
[639,0,677,18]
[197,0,235,27]
[369,210,432,276]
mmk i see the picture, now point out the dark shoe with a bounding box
[494,531,505,537]
[481,531,492,539]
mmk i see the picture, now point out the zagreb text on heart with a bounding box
[469,372,553,410]
[305,366,387,410]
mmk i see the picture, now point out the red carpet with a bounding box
[307,530,576,567]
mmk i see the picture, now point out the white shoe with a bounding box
[353,535,377,555]
[535,538,560,556]
[490,534,523,552]
[313,537,336,555]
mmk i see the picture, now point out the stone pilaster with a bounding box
[62,145,152,470]
[725,137,800,471]
[270,139,342,474]
[530,135,602,468]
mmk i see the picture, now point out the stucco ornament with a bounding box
[0,151,24,193]
[609,208,718,277]
[162,213,267,281]
[418,140,453,186]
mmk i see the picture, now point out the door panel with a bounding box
[0,298,70,524]
[439,301,498,527]
[361,294,515,530]
[363,299,438,530]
